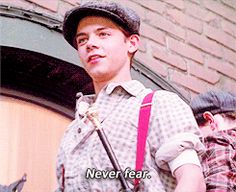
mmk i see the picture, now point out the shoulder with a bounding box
[153,90,184,102]
[153,90,177,97]
[204,130,236,148]
[152,90,189,109]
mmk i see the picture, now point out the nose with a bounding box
[86,35,99,52]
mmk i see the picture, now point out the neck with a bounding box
[93,81,108,95]
[93,74,132,95]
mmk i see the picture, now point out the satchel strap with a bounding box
[134,91,155,187]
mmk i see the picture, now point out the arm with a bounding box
[174,164,206,192]
[168,149,206,192]
[151,92,206,190]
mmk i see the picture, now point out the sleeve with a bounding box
[155,132,205,172]
[168,149,201,176]
[202,134,236,191]
[148,91,205,171]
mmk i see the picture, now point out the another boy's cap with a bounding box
[63,1,140,49]
[190,90,236,124]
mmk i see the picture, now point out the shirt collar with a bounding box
[105,80,146,97]
[76,80,146,102]
[75,80,146,119]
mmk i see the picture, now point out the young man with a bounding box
[190,90,236,191]
[56,1,206,191]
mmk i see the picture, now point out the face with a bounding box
[75,16,138,83]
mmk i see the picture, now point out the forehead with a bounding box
[76,16,121,32]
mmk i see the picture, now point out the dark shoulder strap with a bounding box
[134,91,155,187]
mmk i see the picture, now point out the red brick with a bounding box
[189,61,220,84]
[63,0,80,6]
[204,12,218,22]
[222,20,236,37]
[135,0,165,14]
[135,52,168,77]
[58,1,74,16]
[146,12,185,40]
[138,38,147,53]
[167,8,202,33]
[165,0,185,10]
[152,46,187,71]
[186,1,208,20]
[204,24,236,52]
[206,57,236,80]
[140,23,166,45]
[223,48,236,65]
[187,30,223,57]
[171,71,209,93]
[168,37,204,64]
[204,12,221,28]
[27,0,58,12]
[221,0,236,10]
[0,0,34,9]
[189,0,200,5]
[223,78,236,93]
[221,0,236,9]
[204,0,236,24]
[124,1,146,20]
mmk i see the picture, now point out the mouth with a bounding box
[87,54,105,63]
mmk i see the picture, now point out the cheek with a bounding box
[77,49,87,63]
[200,126,213,136]
[107,43,128,60]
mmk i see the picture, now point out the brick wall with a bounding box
[2,0,236,98]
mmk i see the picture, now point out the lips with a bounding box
[87,54,105,63]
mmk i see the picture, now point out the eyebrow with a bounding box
[76,27,110,38]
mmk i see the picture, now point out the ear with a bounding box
[203,111,218,131]
[127,34,140,54]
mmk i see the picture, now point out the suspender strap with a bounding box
[134,92,155,187]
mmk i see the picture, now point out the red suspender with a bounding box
[134,92,155,187]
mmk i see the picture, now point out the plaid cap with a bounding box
[63,1,140,49]
[190,90,236,124]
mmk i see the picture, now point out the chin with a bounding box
[93,73,113,82]
[90,73,107,80]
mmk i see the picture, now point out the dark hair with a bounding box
[221,111,236,121]
[198,111,236,126]
[190,90,236,125]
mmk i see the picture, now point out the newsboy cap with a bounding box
[190,90,236,124]
[63,1,140,49]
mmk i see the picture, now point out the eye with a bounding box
[99,31,110,38]
[77,37,88,46]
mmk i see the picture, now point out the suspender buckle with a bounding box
[140,102,152,108]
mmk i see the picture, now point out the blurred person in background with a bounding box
[191,90,236,192]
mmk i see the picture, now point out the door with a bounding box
[0,95,71,191]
